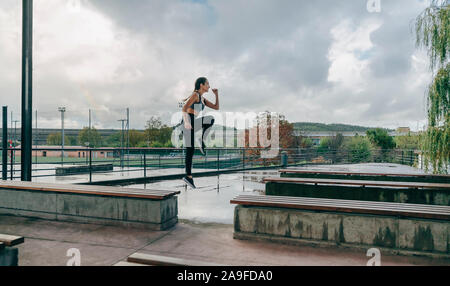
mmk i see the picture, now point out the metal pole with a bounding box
[89,109,91,146]
[143,152,146,178]
[2,106,7,180]
[10,112,12,179]
[34,110,37,165]
[89,148,92,183]
[21,0,33,181]
[118,119,126,169]
[121,120,124,168]
[126,108,129,169]
[242,148,245,169]
[11,148,14,180]
[12,120,19,179]
[58,107,65,165]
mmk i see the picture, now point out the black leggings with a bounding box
[182,114,215,176]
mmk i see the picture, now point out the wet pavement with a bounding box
[130,171,273,224]
[1,215,448,266]
[26,165,212,184]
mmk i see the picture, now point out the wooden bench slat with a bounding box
[279,169,450,178]
[232,195,450,212]
[5,181,178,195]
[0,180,180,200]
[0,234,25,247]
[127,253,222,266]
[232,196,450,215]
[232,195,450,214]
[263,177,450,189]
[230,195,450,220]
[234,193,450,209]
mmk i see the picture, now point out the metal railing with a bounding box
[0,147,420,183]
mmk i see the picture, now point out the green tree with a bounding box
[318,133,345,162]
[129,130,146,147]
[46,132,70,146]
[318,134,344,151]
[366,128,396,150]
[344,136,372,163]
[78,127,103,147]
[67,136,77,146]
[395,133,421,150]
[145,116,164,146]
[415,0,449,173]
[104,132,121,147]
[144,116,173,147]
[299,137,313,148]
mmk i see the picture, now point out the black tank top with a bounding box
[189,92,205,116]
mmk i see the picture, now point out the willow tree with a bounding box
[415,0,449,174]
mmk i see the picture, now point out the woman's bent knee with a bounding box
[204,116,215,126]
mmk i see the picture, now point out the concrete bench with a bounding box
[126,252,223,266]
[56,163,114,176]
[231,195,450,256]
[264,177,450,205]
[0,234,25,266]
[0,180,179,230]
[279,169,450,184]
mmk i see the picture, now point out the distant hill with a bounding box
[293,122,394,132]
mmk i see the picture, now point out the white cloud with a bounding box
[0,0,434,132]
[327,18,382,92]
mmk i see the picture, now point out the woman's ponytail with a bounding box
[182,77,207,103]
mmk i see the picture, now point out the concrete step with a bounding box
[127,252,223,266]
[0,234,25,247]
[113,261,149,266]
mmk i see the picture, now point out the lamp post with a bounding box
[21,0,33,181]
[12,120,19,178]
[58,107,66,165]
[118,119,126,168]
[12,120,19,147]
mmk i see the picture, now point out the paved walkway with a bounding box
[1,215,448,266]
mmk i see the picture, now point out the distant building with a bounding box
[14,146,116,159]
[395,127,411,136]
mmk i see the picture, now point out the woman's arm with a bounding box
[204,89,220,110]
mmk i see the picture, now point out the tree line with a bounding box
[46,116,173,148]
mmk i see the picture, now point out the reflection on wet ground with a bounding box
[129,171,279,224]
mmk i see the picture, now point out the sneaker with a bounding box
[183,176,196,189]
[198,139,206,155]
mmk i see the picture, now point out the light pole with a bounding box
[21,0,33,181]
[58,107,66,165]
[118,119,126,168]
[12,120,20,147]
[12,120,19,178]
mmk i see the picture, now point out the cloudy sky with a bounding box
[0,0,434,131]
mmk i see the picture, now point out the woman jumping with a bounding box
[181,77,219,189]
